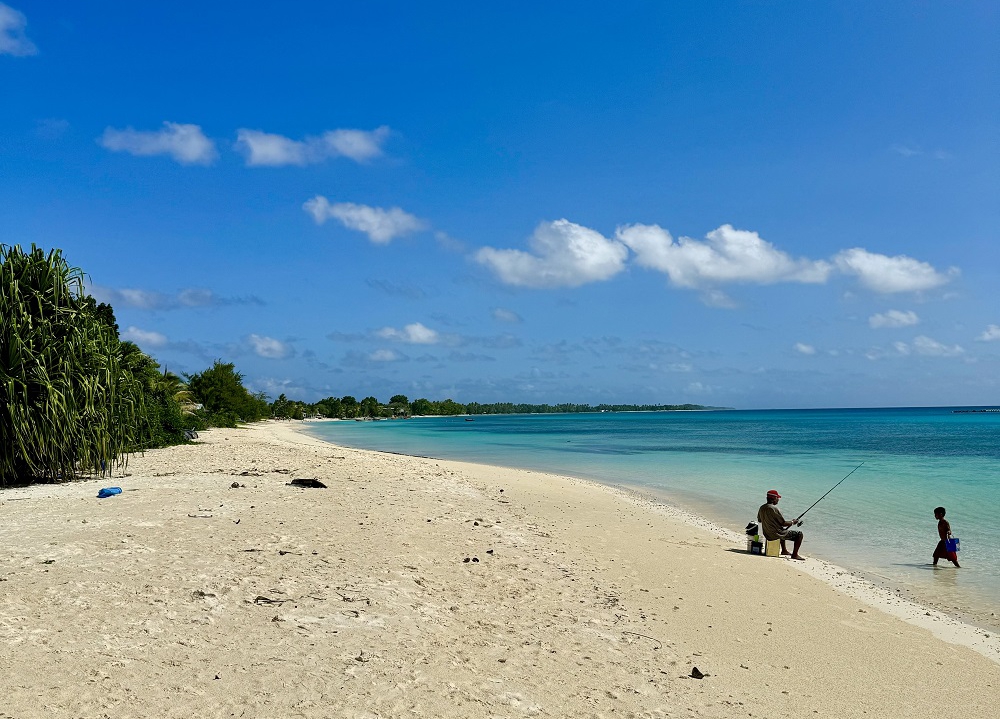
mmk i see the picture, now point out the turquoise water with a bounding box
[304,408,1000,625]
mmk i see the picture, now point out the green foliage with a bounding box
[187,361,269,425]
[271,393,307,421]
[118,343,190,448]
[388,394,409,417]
[271,393,292,419]
[0,244,140,486]
[410,398,434,416]
[275,391,713,421]
[340,395,359,418]
[406,398,466,415]
[359,396,382,417]
[314,396,343,418]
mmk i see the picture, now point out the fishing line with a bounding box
[795,461,865,522]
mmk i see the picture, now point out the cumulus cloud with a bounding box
[100,122,217,165]
[476,218,958,301]
[794,343,817,355]
[235,126,389,166]
[911,335,964,357]
[834,248,957,293]
[234,130,309,166]
[476,219,629,288]
[492,307,522,323]
[376,322,441,345]
[869,309,919,329]
[617,223,832,289]
[977,324,1000,342]
[248,334,290,359]
[121,326,167,347]
[0,3,36,56]
[303,197,425,243]
[324,127,390,162]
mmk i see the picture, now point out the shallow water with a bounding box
[304,408,1000,626]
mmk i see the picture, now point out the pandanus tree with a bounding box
[0,244,141,487]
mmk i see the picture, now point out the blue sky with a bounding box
[2,2,998,408]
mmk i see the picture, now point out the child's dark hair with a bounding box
[934,506,946,516]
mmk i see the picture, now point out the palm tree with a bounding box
[156,369,197,414]
[0,244,139,486]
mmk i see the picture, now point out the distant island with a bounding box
[285,394,728,420]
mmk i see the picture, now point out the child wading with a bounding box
[932,506,960,568]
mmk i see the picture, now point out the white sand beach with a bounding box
[2,421,998,718]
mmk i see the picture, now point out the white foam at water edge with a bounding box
[606,482,1000,666]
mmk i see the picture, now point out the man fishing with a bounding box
[757,489,805,560]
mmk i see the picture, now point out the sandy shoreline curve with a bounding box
[2,420,997,718]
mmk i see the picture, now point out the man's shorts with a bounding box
[784,530,803,541]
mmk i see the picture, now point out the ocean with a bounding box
[303,407,1000,628]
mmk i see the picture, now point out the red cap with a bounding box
[766,489,781,498]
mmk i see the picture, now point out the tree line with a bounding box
[1,244,708,486]
[277,396,710,419]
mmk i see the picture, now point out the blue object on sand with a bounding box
[97,487,122,498]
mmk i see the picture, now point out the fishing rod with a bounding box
[794,462,865,523]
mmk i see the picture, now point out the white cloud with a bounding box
[116,288,163,310]
[370,349,402,362]
[248,334,290,359]
[617,223,832,289]
[303,197,425,243]
[492,308,522,323]
[473,219,957,299]
[794,343,816,355]
[235,130,309,166]
[869,309,919,329]
[869,337,964,359]
[376,322,440,345]
[977,324,1000,342]
[235,126,389,166]
[122,326,168,347]
[699,289,738,309]
[834,248,957,293]
[100,122,217,165]
[476,219,628,288]
[434,230,466,253]
[0,3,36,56]
[685,381,712,395]
[251,377,312,401]
[323,127,390,162]
[177,288,216,307]
[912,335,964,357]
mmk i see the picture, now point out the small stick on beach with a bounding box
[622,630,662,650]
